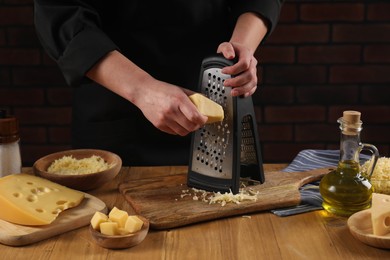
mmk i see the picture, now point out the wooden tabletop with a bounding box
[1,164,389,259]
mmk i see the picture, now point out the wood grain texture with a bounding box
[348,209,390,249]
[0,193,107,246]
[119,168,332,229]
[1,165,390,259]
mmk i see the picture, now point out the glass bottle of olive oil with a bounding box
[319,111,379,217]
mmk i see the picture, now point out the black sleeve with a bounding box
[230,0,284,40]
[34,1,283,87]
[34,0,118,87]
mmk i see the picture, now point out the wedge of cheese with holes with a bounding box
[189,93,224,124]
[371,193,390,236]
[0,173,84,226]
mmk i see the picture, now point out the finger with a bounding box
[231,83,258,97]
[182,88,196,96]
[170,121,192,136]
[244,85,257,97]
[223,55,256,76]
[217,42,235,60]
[152,108,193,136]
[225,69,256,87]
[158,104,204,136]
[161,114,194,136]
[158,124,178,135]
[224,58,257,86]
[178,102,207,129]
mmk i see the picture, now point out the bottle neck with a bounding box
[338,117,362,164]
[339,132,361,163]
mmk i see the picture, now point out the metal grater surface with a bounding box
[190,68,234,180]
[240,115,259,165]
[188,55,264,194]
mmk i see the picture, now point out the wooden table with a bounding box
[1,164,389,259]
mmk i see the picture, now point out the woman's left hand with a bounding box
[217,41,258,97]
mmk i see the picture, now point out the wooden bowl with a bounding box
[348,209,390,249]
[33,149,122,191]
[89,215,149,249]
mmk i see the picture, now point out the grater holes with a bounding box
[191,68,234,177]
[240,115,258,164]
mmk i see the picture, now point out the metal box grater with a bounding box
[187,55,264,194]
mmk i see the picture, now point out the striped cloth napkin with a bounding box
[270,149,371,217]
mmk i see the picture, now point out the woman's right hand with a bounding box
[86,50,207,135]
[130,77,208,136]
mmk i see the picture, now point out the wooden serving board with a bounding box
[119,168,332,229]
[0,193,107,246]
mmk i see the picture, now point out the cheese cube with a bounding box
[108,207,128,228]
[117,227,131,236]
[90,211,108,231]
[0,173,84,225]
[371,193,390,236]
[189,93,224,124]
[124,215,144,233]
[100,221,119,236]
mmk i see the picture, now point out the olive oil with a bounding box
[320,160,372,216]
[319,111,378,217]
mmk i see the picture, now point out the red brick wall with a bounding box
[1,1,389,166]
[256,1,390,162]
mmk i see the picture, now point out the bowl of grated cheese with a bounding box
[33,149,122,191]
[361,157,390,195]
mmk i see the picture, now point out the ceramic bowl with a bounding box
[33,149,122,191]
[89,215,149,249]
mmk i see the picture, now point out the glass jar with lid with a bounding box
[0,109,22,177]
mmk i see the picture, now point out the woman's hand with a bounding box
[216,12,269,97]
[131,78,208,136]
[86,50,207,136]
[217,41,258,97]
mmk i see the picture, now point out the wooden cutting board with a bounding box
[119,168,332,229]
[0,193,107,246]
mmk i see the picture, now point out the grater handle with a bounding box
[202,54,237,70]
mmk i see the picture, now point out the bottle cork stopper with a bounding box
[343,110,361,124]
[342,110,361,135]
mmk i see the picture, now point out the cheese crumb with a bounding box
[180,187,259,206]
[361,157,390,194]
[47,155,112,175]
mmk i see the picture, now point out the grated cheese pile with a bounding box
[47,155,111,175]
[180,187,259,207]
[361,157,390,194]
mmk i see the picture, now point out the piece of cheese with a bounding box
[0,173,84,225]
[100,221,119,236]
[189,93,224,124]
[124,215,144,233]
[371,193,390,236]
[90,211,108,231]
[108,206,128,228]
